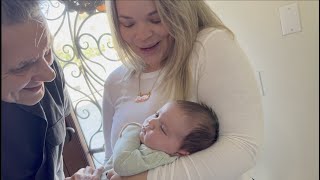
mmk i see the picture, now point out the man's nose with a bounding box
[32,58,56,82]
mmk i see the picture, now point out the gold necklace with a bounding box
[135,69,162,103]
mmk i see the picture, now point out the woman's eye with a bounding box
[151,19,161,24]
[121,22,134,28]
[124,24,134,28]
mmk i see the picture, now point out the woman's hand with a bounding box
[65,166,104,180]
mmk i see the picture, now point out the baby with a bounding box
[103,100,219,179]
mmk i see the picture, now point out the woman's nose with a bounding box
[135,23,153,42]
[32,58,56,82]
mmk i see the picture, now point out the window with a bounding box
[42,0,121,166]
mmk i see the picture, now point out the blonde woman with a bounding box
[102,0,263,180]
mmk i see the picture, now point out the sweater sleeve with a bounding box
[113,125,177,176]
[147,29,264,180]
[102,72,116,164]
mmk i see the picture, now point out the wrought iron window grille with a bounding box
[42,0,120,166]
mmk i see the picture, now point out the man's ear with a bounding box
[176,149,190,156]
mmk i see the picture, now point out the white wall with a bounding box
[206,1,319,180]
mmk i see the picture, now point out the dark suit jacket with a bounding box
[1,60,71,180]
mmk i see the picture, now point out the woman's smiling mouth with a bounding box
[139,42,160,55]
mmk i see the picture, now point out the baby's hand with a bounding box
[106,169,116,180]
[109,173,122,180]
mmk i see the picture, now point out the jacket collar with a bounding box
[17,102,46,120]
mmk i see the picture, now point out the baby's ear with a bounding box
[176,149,190,156]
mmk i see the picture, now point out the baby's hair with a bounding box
[175,100,219,154]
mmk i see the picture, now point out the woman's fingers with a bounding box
[93,166,105,177]
[65,166,104,180]
[85,166,94,175]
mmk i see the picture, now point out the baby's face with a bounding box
[140,102,193,155]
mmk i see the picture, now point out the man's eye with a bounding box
[10,66,29,74]
[11,65,28,73]
[10,60,37,74]
[10,68,24,74]
[16,65,27,71]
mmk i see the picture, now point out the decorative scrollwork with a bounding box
[43,0,120,166]
[59,0,106,14]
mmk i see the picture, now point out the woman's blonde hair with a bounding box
[107,0,233,100]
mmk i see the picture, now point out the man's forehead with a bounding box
[2,20,52,66]
[3,20,51,47]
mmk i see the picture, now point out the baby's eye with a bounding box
[160,125,167,135]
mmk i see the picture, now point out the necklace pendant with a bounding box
[135,92,151,103]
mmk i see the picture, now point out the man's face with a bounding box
[1,20,56,105]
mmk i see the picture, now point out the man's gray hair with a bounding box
[2,0,44,25]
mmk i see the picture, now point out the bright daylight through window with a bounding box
[42,0,121,166]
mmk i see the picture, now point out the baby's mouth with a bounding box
[141,126,147,134]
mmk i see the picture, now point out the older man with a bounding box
[1,0,103,179]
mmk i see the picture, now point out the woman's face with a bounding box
[116,0,174,72]
[140,102,192,155]
[1,20,56,106]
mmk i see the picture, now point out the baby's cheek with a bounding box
[139,132,145,143]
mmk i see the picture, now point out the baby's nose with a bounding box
[147,119,157,129]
